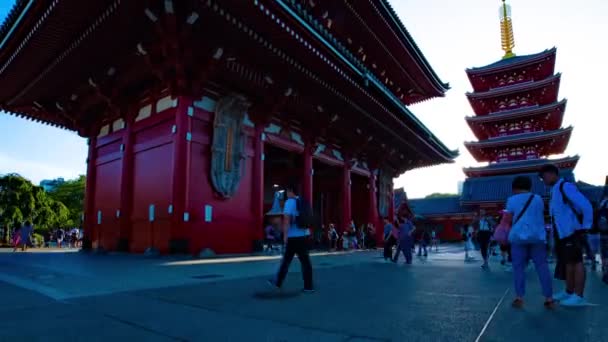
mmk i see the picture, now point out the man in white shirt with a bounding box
[268,183,314,293]
[506,176,554,309]
[540,164,593,306]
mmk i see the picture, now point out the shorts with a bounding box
[554,233,584,280]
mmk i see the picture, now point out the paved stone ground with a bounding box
[0,245,606,341]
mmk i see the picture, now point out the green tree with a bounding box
[48,175,85,227]
[0,174,77,244]
[424,193,458,199]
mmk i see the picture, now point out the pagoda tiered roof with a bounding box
[464,127,573,162]
[466,100,567,140]
[466,48,557,93]
[463,155,579,178]
[467,48,557,74]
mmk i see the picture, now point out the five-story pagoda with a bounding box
[460,0,578,209]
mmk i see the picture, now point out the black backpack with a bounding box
[295,197,316,229]
[559,182,584,225]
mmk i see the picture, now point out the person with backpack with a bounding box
[540,164,593,306]
[506,176,555,309]
[268,183,314,293]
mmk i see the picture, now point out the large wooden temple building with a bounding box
[409,0,603,240]
[0,0,458,254]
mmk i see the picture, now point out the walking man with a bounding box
[269,183,314,293]
[383,218,396,261]
[393,217,416,264]
[540,164,593,306]
[475,209,495,270]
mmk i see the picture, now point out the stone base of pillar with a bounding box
[93,246,107,255]
[198,248,217,258]
[144,247,160,257]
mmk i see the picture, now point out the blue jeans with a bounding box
[394,238,413,263]
[511,243,553,298]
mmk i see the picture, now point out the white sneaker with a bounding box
[553,291,572,301]
[561,294,588,307]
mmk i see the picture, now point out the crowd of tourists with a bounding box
[264,164,607,309]
[460,164,607,308]
[264,218,378,254]
[10,222,83,251]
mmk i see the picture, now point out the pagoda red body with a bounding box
[0,0,457,254]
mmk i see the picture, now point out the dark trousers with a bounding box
[384,236,397,259]
[478,231,492,260]
[393,238,413,263]
[275,237,313,290]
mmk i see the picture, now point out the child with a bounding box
[12,224,21,252]
[464,225,475,261]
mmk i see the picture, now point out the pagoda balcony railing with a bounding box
[488,79,535,91]
[489,128,543,140]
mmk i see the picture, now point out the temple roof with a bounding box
[409,196,469,216]
[466,48,557,75]
[0,0,29,49]
[467,73,561,100]
[376,0,450,93]
[463,156,579,177]
[461,169,575,204]
[465,100,567,124]
[0,0,459,167]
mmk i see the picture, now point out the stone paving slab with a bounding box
[0,247,606,341]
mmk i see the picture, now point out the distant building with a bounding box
[40,178,65,192]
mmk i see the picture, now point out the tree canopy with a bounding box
[424,193,458,199]
[0,174,85,243]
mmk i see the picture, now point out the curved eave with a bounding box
[466,73,561,100]
[376,0,450,94]
[364,75,459,163]
[463,155,580,177]
[0,0,33,52]
[1,108,72,131]
[276,1,457,163]
[465,48,557,76]
[465,99,567,124]
[465,126,573,149]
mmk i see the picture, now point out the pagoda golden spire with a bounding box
[499,0,516,59]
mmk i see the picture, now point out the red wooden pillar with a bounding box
[118,114,135,251]
[302,141,314,206]
[388,178,395,222]
[252,123,265,242]
[83,136,97,250]
[170,96,193,252]
[341,162,352,232]
[368,170,382,244]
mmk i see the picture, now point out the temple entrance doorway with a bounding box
[263,144,302,214]
[351,172,371,230]
[312,160,341,231]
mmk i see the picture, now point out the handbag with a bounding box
[493,212,512,245]
[508,194,536,243]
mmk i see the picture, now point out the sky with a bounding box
[0,0,606,197]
